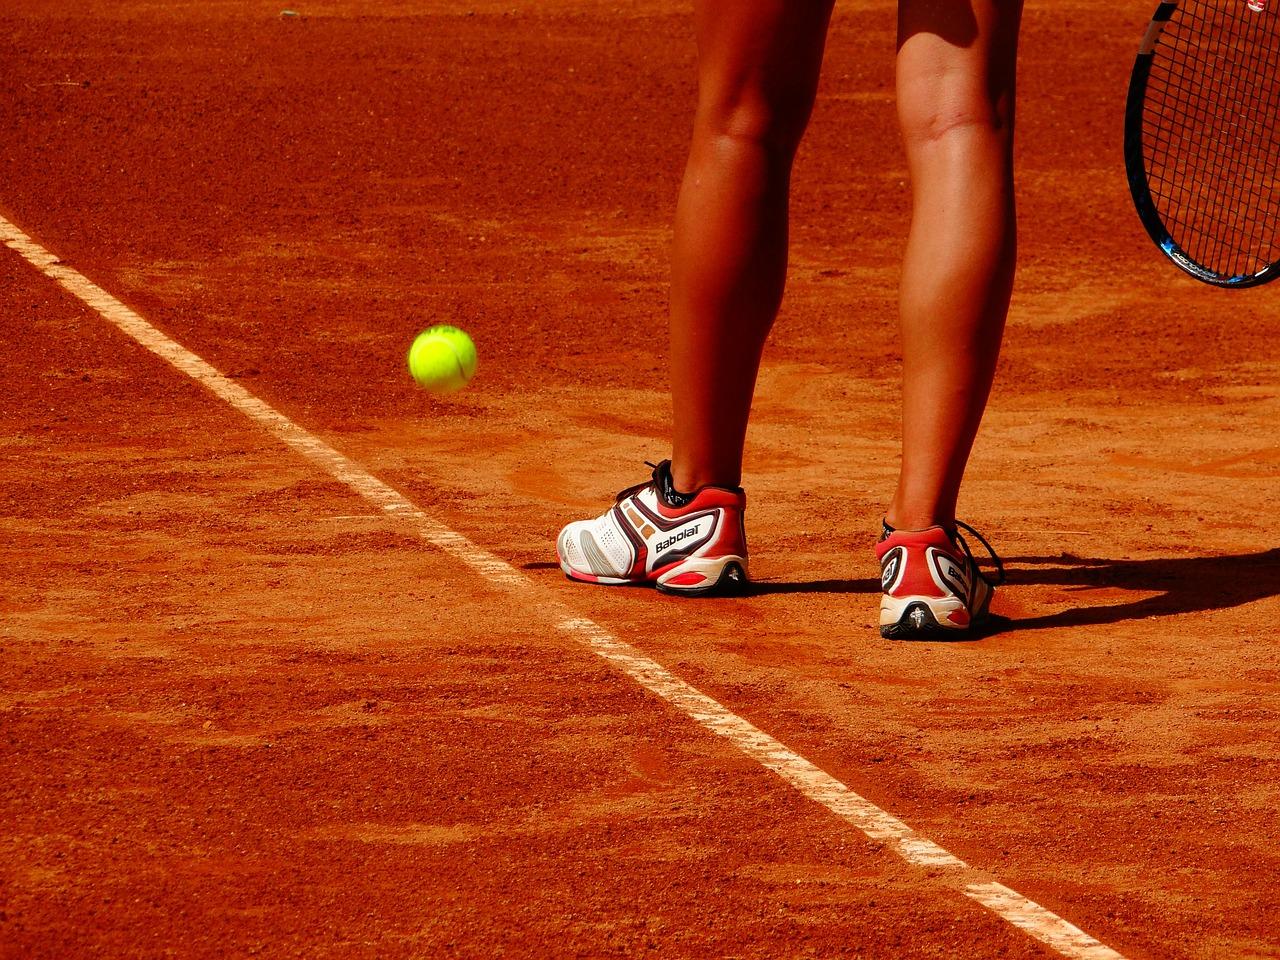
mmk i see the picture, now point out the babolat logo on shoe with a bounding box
[655,524,702,553]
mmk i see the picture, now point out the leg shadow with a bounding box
[995,548,1280,631]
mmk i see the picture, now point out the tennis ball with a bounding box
[407,325,477,394]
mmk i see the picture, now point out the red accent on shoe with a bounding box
[665,572,708,587]
[875,526,957,599]
[653,485,747,519]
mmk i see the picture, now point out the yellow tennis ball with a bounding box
[407,325,477,394]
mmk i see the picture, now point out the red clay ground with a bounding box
[2,1,1279,957]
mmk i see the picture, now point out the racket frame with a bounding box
[1123,0,1280,287]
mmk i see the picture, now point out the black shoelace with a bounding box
[615,460,694,508]
[954,520,1006,587]
[612,460,694,509]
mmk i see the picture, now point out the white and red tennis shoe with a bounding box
[556,460,748,596]
[876,521,1004,639]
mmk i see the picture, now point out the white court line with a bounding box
[1,213,1125,960]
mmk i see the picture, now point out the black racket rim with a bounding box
[1123,0,1280,289]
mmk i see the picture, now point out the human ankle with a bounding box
[883,507,954,533]
[669,460,739,494]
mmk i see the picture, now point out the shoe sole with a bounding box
[880,581,994,640]
[880,602,957,640]
[656,559,748,597]
[560,556,749,598]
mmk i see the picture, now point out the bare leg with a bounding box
[668,0,835,492]
[886,0,1023,530]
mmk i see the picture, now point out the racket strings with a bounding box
[1155,14,1275,268]
[1151,7,1277,270]
[1150,8,1279,273]
[1142,0,1280,278]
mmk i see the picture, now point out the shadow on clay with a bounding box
[524,561,878,597]
[527,551,1280,635]
[992,548,1280,632]
[746,577,879,596]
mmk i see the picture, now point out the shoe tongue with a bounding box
[653,460,694,508]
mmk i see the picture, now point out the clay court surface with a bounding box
[3,1,1280,956]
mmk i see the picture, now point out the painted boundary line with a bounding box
[2,213,1125,960]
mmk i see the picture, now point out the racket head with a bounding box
[1124,0,1280,288]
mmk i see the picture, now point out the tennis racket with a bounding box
[1124,0,1280,286]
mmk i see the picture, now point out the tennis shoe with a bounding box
[556,460,748,596]
[876,521,1004,639]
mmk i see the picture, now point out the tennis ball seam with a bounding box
[423,335,472,384]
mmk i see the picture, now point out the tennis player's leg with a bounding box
[668,0,836,493]
[877,0,1022,637]
[557,0,835,595]
[889,0,1021,531]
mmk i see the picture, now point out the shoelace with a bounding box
[954,520,1006,587]
[613,460,675,505]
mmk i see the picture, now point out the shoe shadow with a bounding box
[528,551,1280,632]
[747,577,880,596]
[525,559,878,596]
[992,548,1280,632]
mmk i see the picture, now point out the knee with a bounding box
[694,81,818,160]
[897,78,1014,148]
